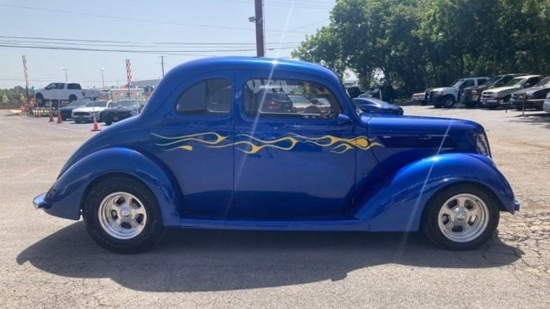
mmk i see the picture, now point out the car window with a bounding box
[525,77,540,87]
[460,80,474,89]
[176,78,232,115]
[243,79,341,119]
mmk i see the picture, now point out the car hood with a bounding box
[430,87,457,92]
[103,106,135,112]
[485,86,519,94]
[514,86,550,95]
[362,115,485,168]
[73,106,108,112]
[352,98,404,115]
[364,115,482,135]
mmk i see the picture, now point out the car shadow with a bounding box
[511,112,550,128]
[17,222,522,292]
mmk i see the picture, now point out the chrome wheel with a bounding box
[98,192,147,240]
[437,193,489,243]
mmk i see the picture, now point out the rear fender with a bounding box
[42,147,181,226]
[354,153,516,232]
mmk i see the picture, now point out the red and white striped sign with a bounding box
[22,55,29,88]
[125,59,132,87]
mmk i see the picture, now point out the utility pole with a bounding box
[100,67,105,88]
[62,67,68,82]
[22,55,30,101]
[254,0,265,57]
[161,56,165,77]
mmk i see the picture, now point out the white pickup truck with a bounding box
[35,82,100,107]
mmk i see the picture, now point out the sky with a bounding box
[0,0,334,89]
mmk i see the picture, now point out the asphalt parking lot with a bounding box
[1,106,549,308]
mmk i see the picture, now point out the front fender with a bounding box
[36,147,181,226]
[354,153,516,232]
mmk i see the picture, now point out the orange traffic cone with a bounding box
[91,116,101,131]
[49,109,54,122]
[57,110,63,123]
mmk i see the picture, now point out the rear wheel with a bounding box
[69,95,77,102]
[422,184,499,250]
[82,176,164,253]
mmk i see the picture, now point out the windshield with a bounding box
[484,76,502,87]
[68,100,90,107]
[117,100,140,107]
[534,77,550,87]
[505,77,525,87]
[85,101,109,107]
[450,79,464,88]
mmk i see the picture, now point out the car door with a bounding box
[152,74,235,219]
[232,74,357,220]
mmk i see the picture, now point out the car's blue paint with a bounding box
[354,153,516,232]
[34,56,518,234]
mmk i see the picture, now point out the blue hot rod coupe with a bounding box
[33,57,519,253]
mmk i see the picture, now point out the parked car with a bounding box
[462,74,527,108]
[423,77,489,108]
[544,92,550,113]
[34,82,100,107]
[352,97,404,115]
[101,99,145,125]
[71,100,114,123]
[287,94,331,114]
[510,76,550,111]
[360,83,394,102]
[480,75,542,109]
[287,94,315,112]
[58,98,93,121]
[33,56,518,253]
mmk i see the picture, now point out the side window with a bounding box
[176,78,232,115]
[525,77,539,88]
[243,79,341,119]
[460,80,474,89]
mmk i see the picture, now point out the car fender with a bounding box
[39,147,181,226]
[354,153,516,232]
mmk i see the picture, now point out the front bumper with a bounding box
[511,99,544,109]
[33,192,49,210]
[481,98,507,107]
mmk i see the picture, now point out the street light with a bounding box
[62,66,68,82]
[100,67,105,88]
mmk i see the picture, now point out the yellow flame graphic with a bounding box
[153,132,381,154]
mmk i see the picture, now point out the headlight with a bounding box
[476,132,492,158]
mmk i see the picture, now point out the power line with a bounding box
[0,35,301,47]
[0,4,313,34]
[0,43,296,55]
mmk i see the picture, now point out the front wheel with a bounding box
[422,185,499,250]
[442,96,456,108]
[82,176,164,253]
